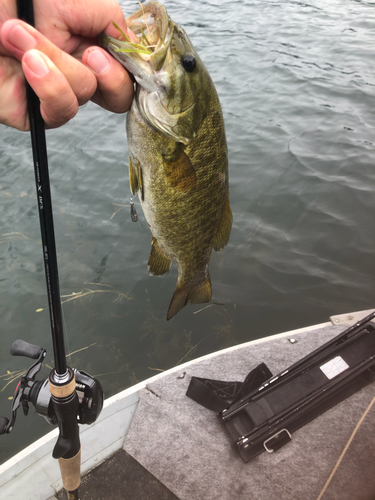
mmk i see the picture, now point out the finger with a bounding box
[22,49,79,128]
[0,55,28,131]
[1,19,97,104]
[51,0,133,41]
[82,46,134,113]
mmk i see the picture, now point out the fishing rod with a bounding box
[0,2,103,499]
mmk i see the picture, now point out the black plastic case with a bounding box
[186,312,375,462]
[221,312,375,462]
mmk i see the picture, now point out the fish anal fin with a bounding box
[163,148,196,193]
[213,193,232,252]
[148,237,172,276]
[167,274,212,320]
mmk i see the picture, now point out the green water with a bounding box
[1,0,375,463]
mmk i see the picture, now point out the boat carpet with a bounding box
[123,323,375,500]
[55,449,178,500]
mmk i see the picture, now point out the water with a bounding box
[1,0,375,464]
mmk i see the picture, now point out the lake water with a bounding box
[1,0,375,464]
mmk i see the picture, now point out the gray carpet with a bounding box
[124,324,375,500]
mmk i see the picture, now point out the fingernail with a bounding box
[24,50,49,76]
[8,24,37,52]
[86,49,110,74]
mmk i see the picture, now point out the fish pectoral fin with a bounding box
[167,274,212,320]
[162,148,196,193]
[129,156,139,195]
[129,157,144,201]
[148,237,172,276]
[213,193,232,251]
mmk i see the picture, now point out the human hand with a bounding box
[0,0,135,130]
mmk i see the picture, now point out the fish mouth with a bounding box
[100,1,174,74]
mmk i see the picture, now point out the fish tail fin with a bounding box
[166,274,212,321]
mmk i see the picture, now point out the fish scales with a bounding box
[101,2,232,319]
[127,87,227,271]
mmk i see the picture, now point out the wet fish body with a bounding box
[101,2,232,319]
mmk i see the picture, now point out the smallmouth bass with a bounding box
[100,2,232,320]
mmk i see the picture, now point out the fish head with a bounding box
[100,2,210,144]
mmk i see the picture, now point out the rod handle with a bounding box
[59,449,81,492]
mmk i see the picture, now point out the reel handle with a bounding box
[0,416,10,435]
[10,339,43,359]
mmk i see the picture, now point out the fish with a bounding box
[100,1,232,320]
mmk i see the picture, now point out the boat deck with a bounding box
[56,315,375,500]
[56,449,178,500]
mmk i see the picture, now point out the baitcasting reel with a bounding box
[0,339,103,436]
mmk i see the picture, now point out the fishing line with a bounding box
[61,303,73,367]
[316,393,375,500]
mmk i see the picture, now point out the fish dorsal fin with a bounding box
[129,157,144,201]
[162,147,196,193]
[148,237,172,276]
[213,193,232,251]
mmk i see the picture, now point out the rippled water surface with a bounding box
[1,0,375,463]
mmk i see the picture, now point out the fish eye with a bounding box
[182,53,196,72]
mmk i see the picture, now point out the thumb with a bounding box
[83,45,134,113]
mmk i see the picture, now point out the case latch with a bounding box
[263,428,292,453]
